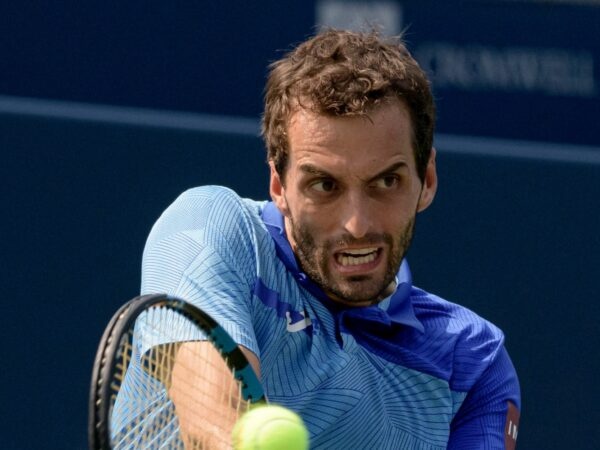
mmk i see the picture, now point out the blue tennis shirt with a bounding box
[141,185,521,449]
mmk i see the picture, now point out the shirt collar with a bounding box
[260,201,424,333]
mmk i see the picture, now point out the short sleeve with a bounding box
[448,345,521,449]
[140,186,262,357]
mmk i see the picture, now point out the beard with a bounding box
[288,214,416,305]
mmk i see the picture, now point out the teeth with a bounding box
[336,249,378,266]
[343,247,378,256]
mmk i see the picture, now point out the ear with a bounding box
[269,161,290,216]
[417,148,438,212]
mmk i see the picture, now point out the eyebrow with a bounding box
[367,161,409,182]
[298,161,409,181]
[298,163,333,178]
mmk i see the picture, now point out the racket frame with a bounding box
[88,293,265,450]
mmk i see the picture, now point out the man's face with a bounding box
[270,101,437,306]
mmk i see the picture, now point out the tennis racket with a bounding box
[88,293,265,449]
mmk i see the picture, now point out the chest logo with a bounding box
[286,310,312,332]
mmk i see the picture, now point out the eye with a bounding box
[311,179,337,193]
[372,175,399,189]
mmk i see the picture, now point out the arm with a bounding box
[168,343,261,450]
[448,346,521,449]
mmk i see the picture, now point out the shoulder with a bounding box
[410,287,506,391]
[146,185,267,247]
[141,186,271,297]
[411,287,504,345]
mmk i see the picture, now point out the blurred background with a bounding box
[1,1,598,448]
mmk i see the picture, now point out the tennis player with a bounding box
[140,29,520,449]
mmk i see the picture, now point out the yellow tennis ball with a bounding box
[232,404,309,450]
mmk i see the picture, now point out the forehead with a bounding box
[286,101,415,175]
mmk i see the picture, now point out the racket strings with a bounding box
[168,339,250,449]
[108,331,179,448]
[110,334,133,404]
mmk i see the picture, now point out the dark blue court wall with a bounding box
[0,1,599,146]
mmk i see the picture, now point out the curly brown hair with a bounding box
[261,29,435,182]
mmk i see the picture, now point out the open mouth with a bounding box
[335,247,380,267]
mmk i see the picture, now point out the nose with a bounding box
[340,191,373,239]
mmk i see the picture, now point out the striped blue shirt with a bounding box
[141,185,521,449]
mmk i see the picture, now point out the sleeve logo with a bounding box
[504,401,520,450]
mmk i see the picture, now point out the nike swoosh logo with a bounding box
[286,310,312,332]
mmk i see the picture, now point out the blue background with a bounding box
[1,2,599,449]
